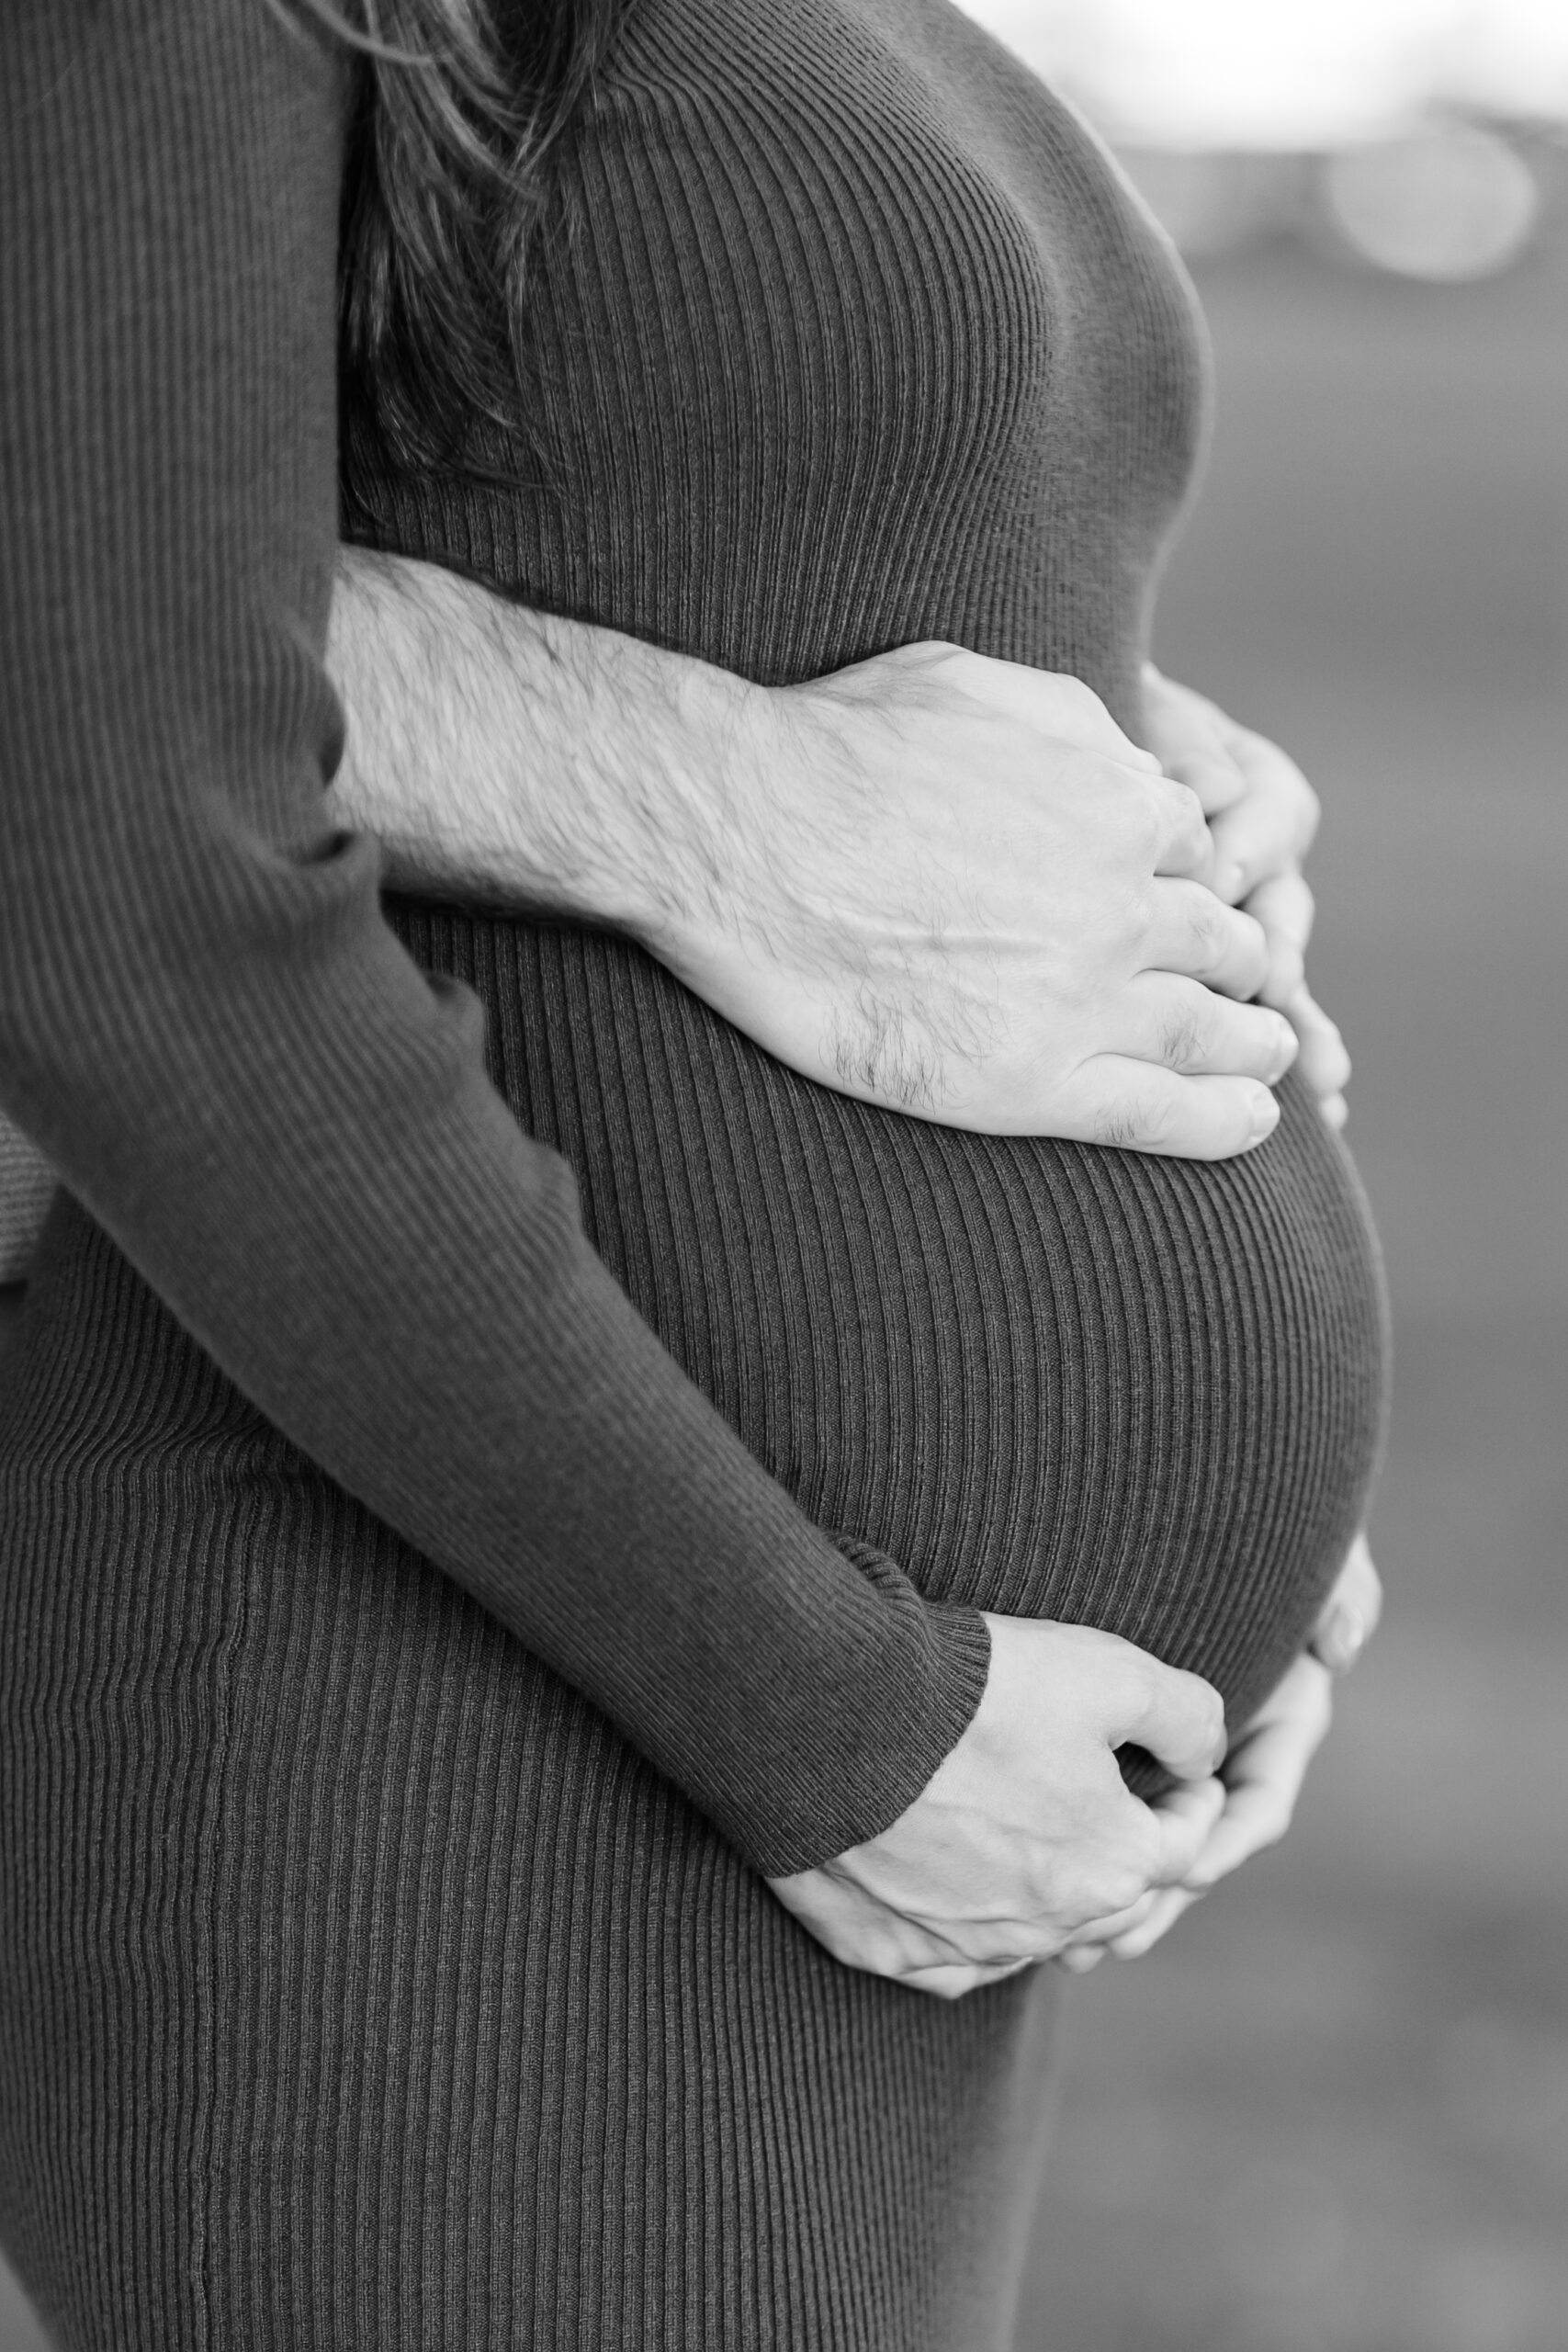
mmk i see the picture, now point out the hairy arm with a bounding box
[330,551,1296,1159]
[328,550,745,932]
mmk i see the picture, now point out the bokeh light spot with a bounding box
[1322,127,1540,279]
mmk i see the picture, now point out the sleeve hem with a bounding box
[734,1542,992,1878]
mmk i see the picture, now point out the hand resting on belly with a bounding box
[328,553,1322,1156]
[333,560,1382,1994]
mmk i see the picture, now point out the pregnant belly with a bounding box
[391,900,1389,1770]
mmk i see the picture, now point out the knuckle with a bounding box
[1162,779,1208,854]
[1055,966,1099,1018]
[1122,878,1158,944]
[1186,897,1227,970]
[1135,1086,1179,1149]
[1100,778,1154,861]
[1101,1858,1153,1915]
[1156,1001,1207,1071]
[1091,1092,1147,1151]
[903,640,976,699]
[1055,674,1100,721]
[1072,1860,1145,1923]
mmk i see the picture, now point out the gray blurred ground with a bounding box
[1017,239,1568,2352]
[2,237,1562,2352]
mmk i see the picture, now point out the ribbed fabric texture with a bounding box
[0,1115,52,1284]
[0,1216,1053,2351]
[0,0,1388,2345]
[355,0,1389,1755]
[0,0,996,1899]
[384,911,1386,1782]
[354,0,1207,724]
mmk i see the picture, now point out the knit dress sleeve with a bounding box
[0,0,988,1878]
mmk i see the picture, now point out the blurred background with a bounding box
[961,5,1568,2349]
[1,4,1562,2347]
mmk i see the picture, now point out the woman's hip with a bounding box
[0,1406,1055,2351]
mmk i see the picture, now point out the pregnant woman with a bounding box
[333,0,1385,1881]
[0,1,1386,2347]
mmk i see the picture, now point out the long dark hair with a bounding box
[292,1,632,488]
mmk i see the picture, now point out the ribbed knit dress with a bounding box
[0,1,1387,2347]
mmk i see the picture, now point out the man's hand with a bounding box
[1141,665,1351,1128]
[1054,1534,1382,1973]
[329,561,1297,1160]
[765,1615,1227,1999]
[691,643,1295,1156]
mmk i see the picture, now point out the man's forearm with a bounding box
[328,551,759,949]
[327,555,1294,1157]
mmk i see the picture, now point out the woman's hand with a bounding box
[1053,1655,1335,1973]
[1054,1534,1382,1973]
[329,562,1296,1160]
[765,1614,1227,1999]
[1141,666,1352,1129]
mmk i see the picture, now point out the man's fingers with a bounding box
[1145,773,1216,880]
[1284,984,1353,1108]
[1145,877,1271,1001]
[1116,974,1297,1084]
[1071,1061,1281,1160]
[1060,1887,1165,1950]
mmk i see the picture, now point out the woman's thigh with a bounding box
[0,1448,1056,2352]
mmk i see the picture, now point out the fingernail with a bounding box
[1247,1090,1280,1146]
[1269,1021,1299,1082]
[1321,1604,1367,1672]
